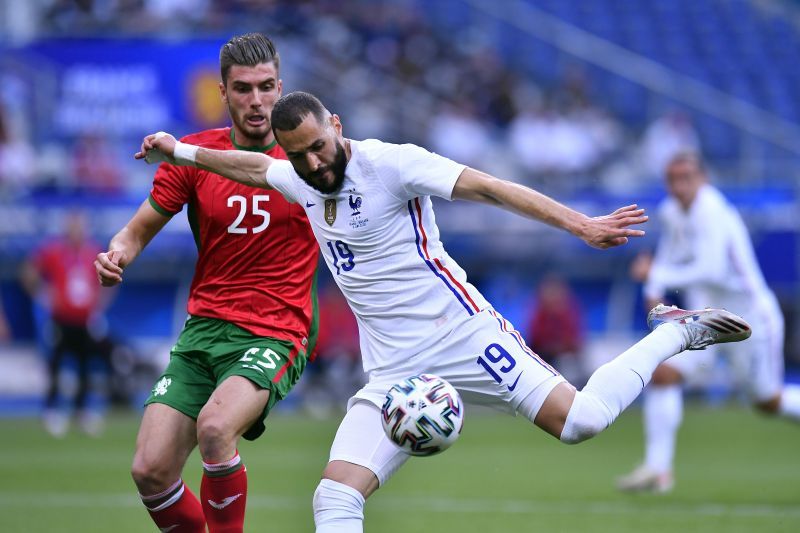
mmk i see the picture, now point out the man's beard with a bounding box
[299,139,347,194]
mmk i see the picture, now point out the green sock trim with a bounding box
[203,461,244,478]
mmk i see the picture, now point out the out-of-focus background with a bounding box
[0,1,798,532]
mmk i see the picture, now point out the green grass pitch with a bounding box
[1,405,798,532]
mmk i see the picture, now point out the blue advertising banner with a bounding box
[2,38,230,141]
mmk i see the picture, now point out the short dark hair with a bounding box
[667,150,706,174]
[219,33,280,84]
[271,91,329,133]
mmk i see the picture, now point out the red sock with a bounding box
[141,479,206,532]
[201,453,247,533]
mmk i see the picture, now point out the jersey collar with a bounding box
[229,128,277,152]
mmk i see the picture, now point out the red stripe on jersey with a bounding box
[413,198,481,313]
[488,309,557,374]
[414,198,430,255]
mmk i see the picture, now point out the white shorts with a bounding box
[664,304,785,401]
[329,308,566,485]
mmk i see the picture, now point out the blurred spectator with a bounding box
[20,210,111,437]
[526,274,586,386]
[43,0,97,33]
[0,299,11,343]
[508,93,618,181]
[428,98,494,170]
[71,133,124,194]
[639,110,700,179]
[143,0,211,28]
[0,105,36,197]
[508,102,556,176]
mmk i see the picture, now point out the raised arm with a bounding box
[134,132,275,189]
[451,168,647,249]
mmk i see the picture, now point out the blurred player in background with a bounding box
[617,152,800,493]
[21,210,109,437]
[137,92,752,533]
[94,34,319,532]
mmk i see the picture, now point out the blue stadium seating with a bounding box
[416,0,800,168]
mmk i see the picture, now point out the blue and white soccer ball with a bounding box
[380,374,464,456]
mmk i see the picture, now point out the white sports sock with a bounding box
[643,384,683,473]
[560,324,684,444]
[778,385,800,420]
[313,478,365,533]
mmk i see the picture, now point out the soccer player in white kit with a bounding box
[617,152,800,493]
[137,92,752,532]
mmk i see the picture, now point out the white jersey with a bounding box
[266,139,490,372]
[645,183,781,325]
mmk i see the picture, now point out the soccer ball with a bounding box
[380,374,464,456]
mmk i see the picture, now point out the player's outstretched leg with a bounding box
[539,305,751,444]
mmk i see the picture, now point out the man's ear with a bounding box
[219,81,228,104]
[331,114,343,136]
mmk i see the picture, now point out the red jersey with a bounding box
[34,239,102,326]
[149,127,319,343]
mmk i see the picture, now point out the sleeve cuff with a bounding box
[148,194,178,217]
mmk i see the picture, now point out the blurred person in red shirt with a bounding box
[526,274,586,386]
[21,210,108,437]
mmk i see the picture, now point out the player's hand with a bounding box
[580,204,647,249]
[135,131,177,164]
[95,250,127,287]
[630,252,653,282]
[644,297,661,313]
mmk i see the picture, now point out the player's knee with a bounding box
[559,417,606,445]
[196,415,235,458]
[321,460,381,498]
[313,478,365,530]
[559,392,611,445]
[131,453,172,492]
[651,364,683,386]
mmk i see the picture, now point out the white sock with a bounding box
[643,384,683,473]
[778,385,800,421]
[313,478,365,533]
[560,325,684,444]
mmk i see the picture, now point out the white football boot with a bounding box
[43,409,69,438]
[616,465,674,494]
[647,304,752,351]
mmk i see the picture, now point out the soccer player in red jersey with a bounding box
[94,34,319,533]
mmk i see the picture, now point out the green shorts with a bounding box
[145,315,315,440]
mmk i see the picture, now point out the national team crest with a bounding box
[349,194,362,215]
[347,191,369,229]
[324,199,337,226]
